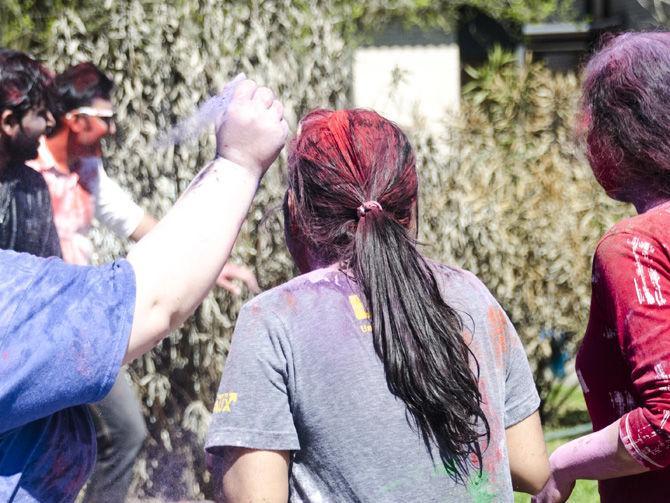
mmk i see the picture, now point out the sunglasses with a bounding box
[66,107,115,127]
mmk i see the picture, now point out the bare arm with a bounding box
[533,418,648,503]
[506,411,550,494]
[211,448,290,503]
[128,213,158,241]
[128,195,260,295]
[124,79,286,363]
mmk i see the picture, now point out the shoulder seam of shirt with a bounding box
[245,299,296,411]
[596,228,669,262]
[596,229,639,254]
[259,303,292,353]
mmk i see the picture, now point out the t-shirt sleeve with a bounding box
[500,307,540,428]
[462,270,539,428]
[0,251,136,434]
[93,162,145,238]
[205,300,300,453]
[594,233,670,469]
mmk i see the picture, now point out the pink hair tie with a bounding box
[357,200,383,218]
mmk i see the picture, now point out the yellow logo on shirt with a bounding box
[349,294,370,320]
[213,392,238,413]
[349,295,373,333]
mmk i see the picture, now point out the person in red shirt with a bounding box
[535,32,670,503]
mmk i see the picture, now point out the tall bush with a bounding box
[416,48,630,422]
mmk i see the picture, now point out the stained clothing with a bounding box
[0,162,61,258]
[29,145,144,265]
[30,144,148,501]
[577,201,670,502]
[0,252,135,501]
[206,264,539,502]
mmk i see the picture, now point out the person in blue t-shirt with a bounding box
[0,50,288,502]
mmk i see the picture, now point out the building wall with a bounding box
[352,43,460,132]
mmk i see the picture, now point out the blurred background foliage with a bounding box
[1,0,579,51]
[430,47,630,422]
[0,0,639,499]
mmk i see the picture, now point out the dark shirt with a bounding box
[0,162,61,258]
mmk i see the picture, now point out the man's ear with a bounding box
[0,110,19,138]
[65,114,84,134]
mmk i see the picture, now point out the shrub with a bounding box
[416,48,629,422]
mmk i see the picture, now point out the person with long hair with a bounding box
[534,33,670,503]
[206,108,548,501]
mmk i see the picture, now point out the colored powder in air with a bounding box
[155,73,246,147]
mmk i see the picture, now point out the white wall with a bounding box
[352,44,460,132]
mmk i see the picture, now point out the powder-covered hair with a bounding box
[0,49,52,120]
[582,32,670,196]
[285,108,489,480]
[50,62,114,128]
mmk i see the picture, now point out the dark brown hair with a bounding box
[285,108,489,480]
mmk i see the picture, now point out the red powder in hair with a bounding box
[287,109,417,264]
[582,33,670,198]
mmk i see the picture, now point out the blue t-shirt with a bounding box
[0,251,136,502]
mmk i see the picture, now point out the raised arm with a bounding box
[124,79,286,362]
[96,151,260,295]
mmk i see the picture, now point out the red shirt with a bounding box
[577,201,670,502]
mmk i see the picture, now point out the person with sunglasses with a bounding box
[1,67,288,501]
[28,61,260,502]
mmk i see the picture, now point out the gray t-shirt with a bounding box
[206,264,539,502]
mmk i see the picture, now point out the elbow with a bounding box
[525,475,550,496]
[147,301,180,339]
[513,468,550,496]
[127,299,177,362]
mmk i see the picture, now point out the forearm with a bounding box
[550,418,649,483]
[129,213,158,241]
[125,158,258,362]
[506,411,549,494]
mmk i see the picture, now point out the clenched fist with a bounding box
[216,78,288,179]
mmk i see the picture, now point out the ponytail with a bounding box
[288,108,490,481]
[353,205,490,481]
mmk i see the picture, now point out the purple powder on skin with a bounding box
[155,73,246,147]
